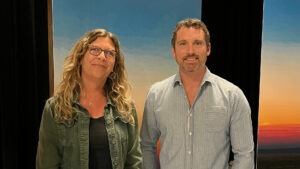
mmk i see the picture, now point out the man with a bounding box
[140,18,254,169]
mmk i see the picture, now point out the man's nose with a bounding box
[187,45,194,54]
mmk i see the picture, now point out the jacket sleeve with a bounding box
[36,99,62,169]
[124,107,142,169]
[230,89,255,169]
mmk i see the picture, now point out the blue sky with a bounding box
[53,0,202,55]
[263,0,300,43]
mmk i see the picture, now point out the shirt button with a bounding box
[189,132,192,136]
[187,151,192,155]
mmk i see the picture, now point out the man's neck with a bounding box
[179,66,206,107]
[180,66,206,87]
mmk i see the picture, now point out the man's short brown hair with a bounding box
[171,18,210,48]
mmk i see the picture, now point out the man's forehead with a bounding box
[176,27,204,40]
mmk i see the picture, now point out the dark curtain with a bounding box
[202,0,264,168]
[1,0,49,168]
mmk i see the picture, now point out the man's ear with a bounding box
[172,47,176,59]
[207,42,211,56]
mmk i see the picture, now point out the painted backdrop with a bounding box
[52,0,201,130]
[257,0,300,168]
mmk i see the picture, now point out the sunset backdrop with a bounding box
[258,0,300,149]
[52,0,202,127]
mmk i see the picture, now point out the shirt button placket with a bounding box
[187,108,193,169]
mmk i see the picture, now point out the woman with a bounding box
[36,29,142,169]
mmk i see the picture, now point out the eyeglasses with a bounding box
[88,45,116,59]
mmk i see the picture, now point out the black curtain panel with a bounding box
[1,0,49,168]
[202,0,264,168]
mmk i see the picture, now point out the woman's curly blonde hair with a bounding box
[54,29,134,124]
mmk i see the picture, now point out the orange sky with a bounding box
[258,59,300,145]
[258,44,300,126]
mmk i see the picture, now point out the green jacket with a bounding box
[36,96,142,169]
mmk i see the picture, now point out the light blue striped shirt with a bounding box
[140,68,254,169]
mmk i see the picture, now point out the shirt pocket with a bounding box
[203,106,228,132]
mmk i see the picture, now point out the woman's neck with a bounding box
[81,79,106,97]
[81,74,107,92]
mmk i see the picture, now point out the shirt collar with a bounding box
[173,66,214,87]
[202,67,214,85]
[173,72,182,87]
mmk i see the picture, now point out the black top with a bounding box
[89,116,112,169]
